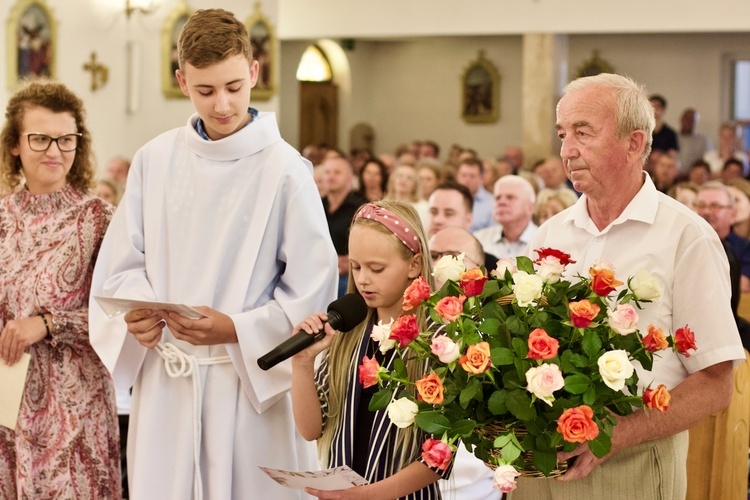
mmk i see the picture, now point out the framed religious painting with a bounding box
[161,2,191,98]
[575,50,615,79]
[6,0,56,90]
[461,50,500,124]
[245,3,276,101]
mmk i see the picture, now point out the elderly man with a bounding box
[513,74,744,499]
[696,181,750,293]
[473,175,537,259]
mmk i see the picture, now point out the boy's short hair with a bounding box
[178,9,252,70]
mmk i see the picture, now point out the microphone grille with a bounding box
[326,293,368,331]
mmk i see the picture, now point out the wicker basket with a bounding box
[477,422,568,478]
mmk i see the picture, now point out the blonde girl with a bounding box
[291,200,449,499]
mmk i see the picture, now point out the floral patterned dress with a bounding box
[0,184,120,499]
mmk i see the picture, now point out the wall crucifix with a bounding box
[83,51,108,91]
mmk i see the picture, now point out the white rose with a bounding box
[525,363,565,406]
[629,269,661,301]
[597,350,635,391]
[386,397,419,428]
[492,464,520,493]
[535,256,566,284]
[370,319,397,354]
[591,260,615,272]
[432,254,466,285]
[606,304,640,335]
[512,271,544,307]
[491,258,518,280]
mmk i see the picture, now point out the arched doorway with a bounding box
[297,44,338,151]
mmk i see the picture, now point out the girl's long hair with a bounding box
[317,200,434,471]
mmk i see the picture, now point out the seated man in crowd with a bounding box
[474,175,538,259]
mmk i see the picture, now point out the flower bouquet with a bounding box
[358,248,697,494]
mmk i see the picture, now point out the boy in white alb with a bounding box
[89,9,337,499]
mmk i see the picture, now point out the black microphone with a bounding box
[257,293,368,371]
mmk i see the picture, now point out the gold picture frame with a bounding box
[575,50,615,79]
[245,2,276,101]
[161,2,191,99]
[6,0,56,90]
[461,50,500,124]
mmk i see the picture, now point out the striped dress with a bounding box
[314,319,449,500]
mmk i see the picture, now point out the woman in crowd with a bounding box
[416,159,442,201]
[0,80,120,498]
[385,164,430,229]
[96,177,121,206]
[356,157,389,202]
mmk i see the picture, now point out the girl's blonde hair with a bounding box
[317,200,434,470]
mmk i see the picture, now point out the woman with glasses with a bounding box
[0,81,120,498]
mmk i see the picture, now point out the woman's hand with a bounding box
[0,316,48,365]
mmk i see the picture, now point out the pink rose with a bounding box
[430,335,461,363]
[491,258,517,279]
[492,464,520,493]
[358,356,380,389]
[607,304,639,335]
[434,295,466,323]
[421,438,453,471]
[525,363,565,406]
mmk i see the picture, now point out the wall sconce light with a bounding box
[125,0,159,18]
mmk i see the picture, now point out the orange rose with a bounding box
[459,268,488,297]
[435,295,466,323]
[674,325,697,357]
[459,342,492,375]
[643,384,671,412]
[569,300,600,328]
[415,373,445,405]
[556,405,600,443]
[526,328,559,360]
[390,314,420,348]
[358,356,381,389]
[589,267,623,296]
[642,325,669,352]
[403,276,432,311]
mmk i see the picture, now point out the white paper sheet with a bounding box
[0,353,31,430]
[259,465,369,491]
[93,296,206,320]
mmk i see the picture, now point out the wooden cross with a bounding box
[83,52,109,92]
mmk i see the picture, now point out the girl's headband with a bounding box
[355,203,421,254]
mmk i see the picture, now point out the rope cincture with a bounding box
[156,342,232,500]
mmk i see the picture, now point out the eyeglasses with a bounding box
[23,133,82,152]
[694,202,732,211]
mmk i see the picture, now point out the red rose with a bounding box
[435,295,466,323]
[421,438,453,471]
[643,384,671,412]
[389,314,420,348]
[642,325,669,352]
[526,328,559,360]
[589,267,623,296]
[459,268,488,297]
[415,373,445,405]
[402,276,432,311]
[674,325,697,357]
[569,300,600,328]
[534,247,576,266]
[556,405,599,443]
[358,356,380,389]
[459,342,492,375]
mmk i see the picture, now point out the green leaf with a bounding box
[506,390,537,421]
[487,390,508,415]
[564,374,591,395]
[493,433,513,448]
[570,354,589,369]
[479,318,502,336]
[511,336,528,357]
[582,386,597,406]
[588,430,612,458]
[507,316,527,335]
[560,350,575,372]
[368,387,393,411]
[532,449,558,477]
[452,419,476,437]
[414,411,451,435]
[501,442,522,463]
[460,378,481,408]
[491,347,515,366]
[516,256,534,274]
[582,330,603,357]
